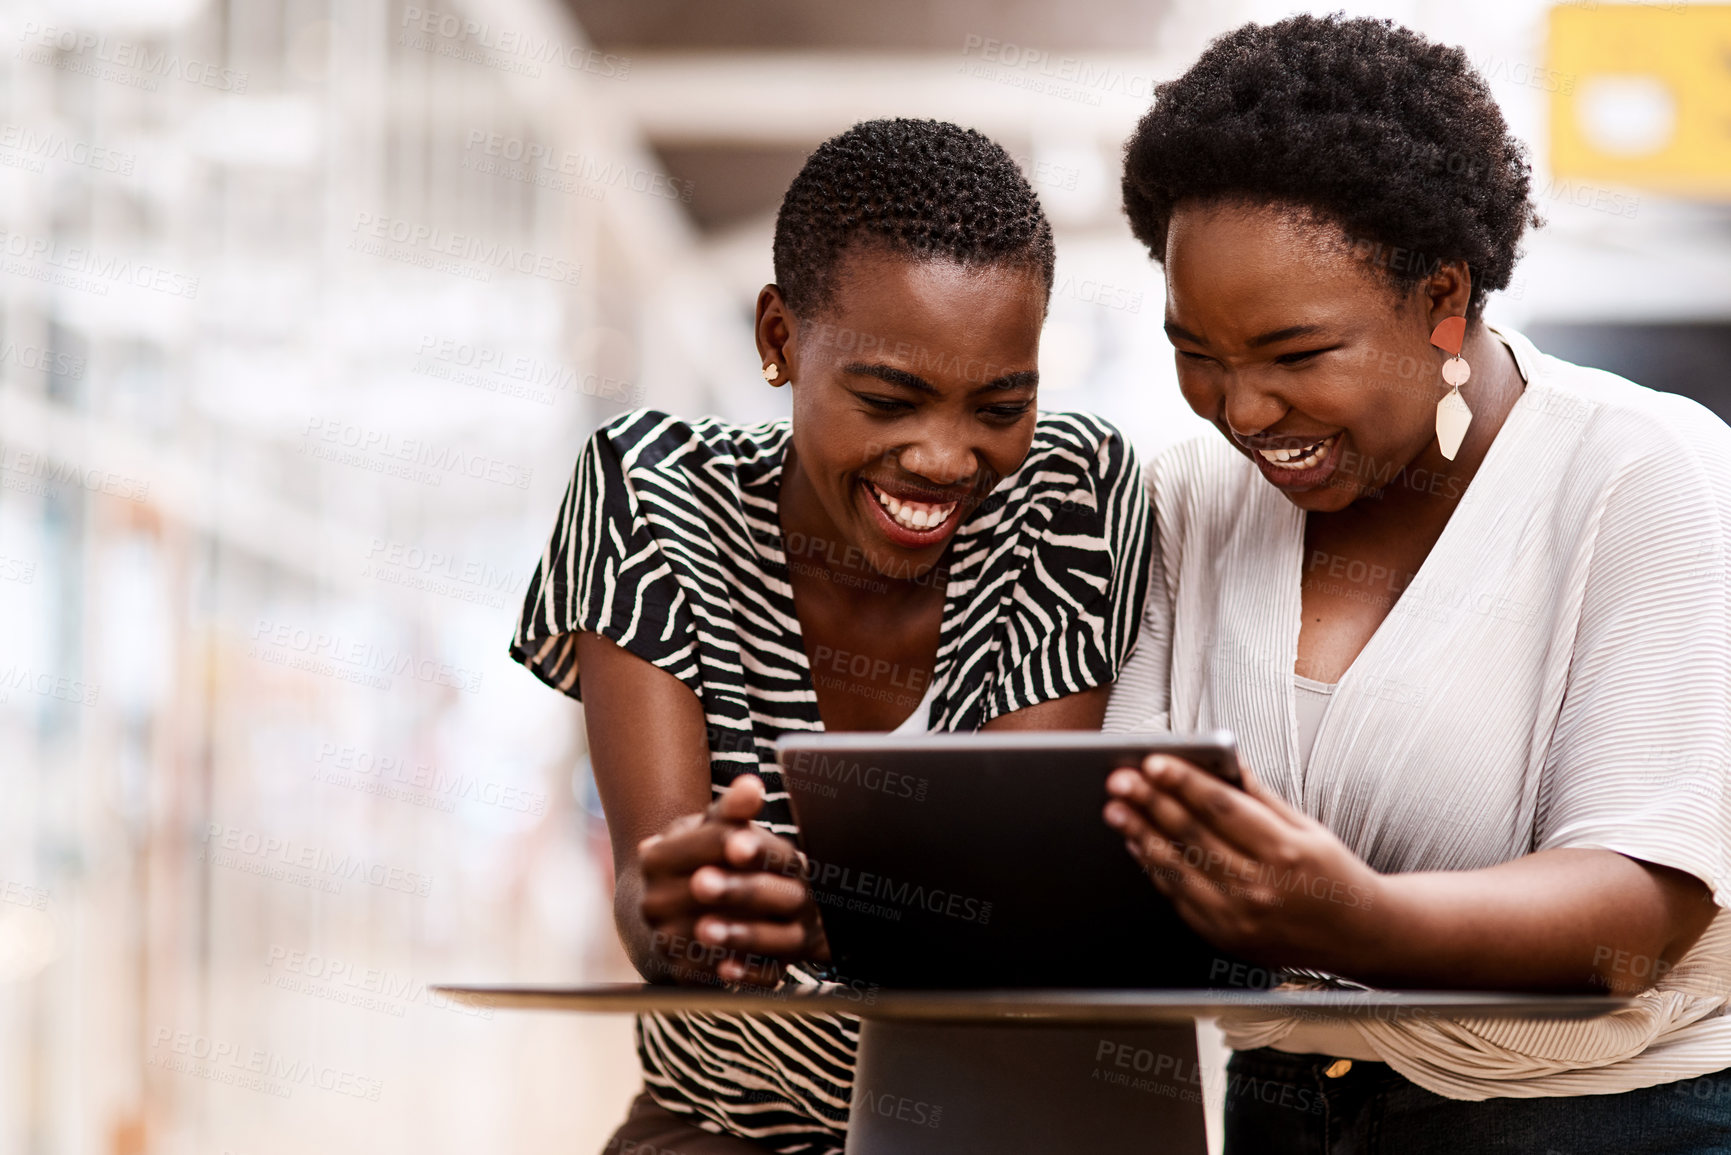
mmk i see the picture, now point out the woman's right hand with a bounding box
[637,775,830,988]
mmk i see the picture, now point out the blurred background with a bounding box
[1,0,1728,1152]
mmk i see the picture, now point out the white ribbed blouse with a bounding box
[1105,326,1731,1099]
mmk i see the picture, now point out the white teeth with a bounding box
[868,483,957,533]
[1257,435,1336,471]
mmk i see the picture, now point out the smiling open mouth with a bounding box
[864,480,959,533]
[1255,434,1339,471]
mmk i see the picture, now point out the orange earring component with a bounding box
[1430,316,1472,461]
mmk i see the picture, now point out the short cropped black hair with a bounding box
[773,118,1055,319]
[1121,14,1540,318]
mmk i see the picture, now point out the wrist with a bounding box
[1326,869,1425,986]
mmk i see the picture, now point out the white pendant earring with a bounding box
[1430,316,1472,461]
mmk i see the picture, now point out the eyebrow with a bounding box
[1163,322,1332,350]
[842,362,1039,394]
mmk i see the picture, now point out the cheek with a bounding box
[984,422,1038,481]
[795,386,879,467]
[791,421,858,489]
[1174,365,1218,418]
[1337,346,1440,420]
[1337,375,1434,445]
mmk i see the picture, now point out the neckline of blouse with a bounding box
[1279,323,1541,791]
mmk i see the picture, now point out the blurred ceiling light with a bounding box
[185,96,322,169]
[1576,75,1676,158]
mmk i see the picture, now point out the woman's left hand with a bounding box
[1104,755,1388,974]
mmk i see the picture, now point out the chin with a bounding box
[1283,479,1365,513]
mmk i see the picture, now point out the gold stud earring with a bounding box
[762,362,785,386]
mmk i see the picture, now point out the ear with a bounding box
[1421,260,1473,335]
[754,285,797,383]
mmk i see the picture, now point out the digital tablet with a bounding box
[774,731,1245,990]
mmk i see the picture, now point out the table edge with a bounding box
[428,984,1631,1024]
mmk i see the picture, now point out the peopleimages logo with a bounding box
[783,747,929,802]
[0,663,100,708]
[16,23,248,92]
[463,131,693,203]
[0,229,200,298]
[413,336,644,406]
[959,34,1158,101]
[264,945,494,1019]
[313,741,547,816]
[0,879,50,910]
[249,618,486,694]
[361,537,526,610]
[202,822,434,897]
[0,441,151,503]
[399,8,630,79]
[148,1028,381,1101]
[348,212,581,285]
[301,417,533,490]
[801,859,992,925]
[0,124,135,175]
[0,340,84,379]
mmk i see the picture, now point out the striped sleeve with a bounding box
[1534,417,1731,907]
[984,420,1152,718]
[508,415,703,703]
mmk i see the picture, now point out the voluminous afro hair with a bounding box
[773,118,1055,319]
[1121,13,1540,318]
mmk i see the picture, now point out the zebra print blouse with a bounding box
[510,407,1151,1152]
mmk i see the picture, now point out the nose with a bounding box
[895,428,979,489]
[1219,372,1289,441]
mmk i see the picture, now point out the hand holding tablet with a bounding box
[1104,753,1387,977]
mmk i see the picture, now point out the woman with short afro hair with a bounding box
[1104,13,1731,1154]
[511,118,1152,1153]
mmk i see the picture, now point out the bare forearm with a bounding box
[1110,758,1720,996]
[578,633,716,985]
[1333,849,1714,993]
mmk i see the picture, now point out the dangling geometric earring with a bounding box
[762,362,785,386]
[1429,316,1471,461]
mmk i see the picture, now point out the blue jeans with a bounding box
[1224,1048,1731,1154]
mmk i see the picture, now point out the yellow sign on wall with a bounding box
[1548,3,1731,197]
